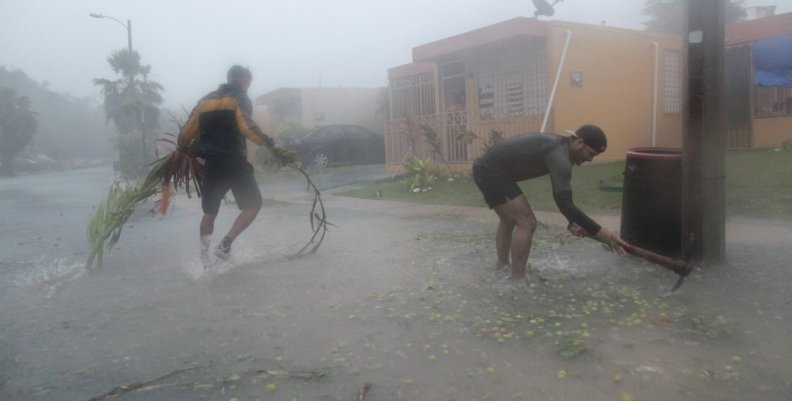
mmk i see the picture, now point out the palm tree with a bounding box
[643,0,747,34]
[94,49,163,176]
[0,87,38,177]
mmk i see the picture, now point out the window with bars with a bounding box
[755,86,792,117]
[441,61,466,113]
[476,39,547,120]
[389,72,436,118]
[664,50,682,113]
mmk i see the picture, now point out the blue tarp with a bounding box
[752,34,792,87]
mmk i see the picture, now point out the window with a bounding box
[755,86,792,117]
[441,61,466,113]
[476,39,547,120]
[389,72,436,119]
[347,126,376,140]
[664,50,682,113]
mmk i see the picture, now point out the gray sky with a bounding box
[2,0,790,110]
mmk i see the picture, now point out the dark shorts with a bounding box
[472,160,523,209]
[202,157,262,215]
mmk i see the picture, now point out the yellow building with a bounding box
[386,17,684,171]
[725,12,792,149]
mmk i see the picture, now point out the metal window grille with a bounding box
[664,50,682,113]
[438,61,469,162]
[754,86,792,117]
[477,39,547,120]
[390,72,436,119]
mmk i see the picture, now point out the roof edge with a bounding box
[412,17,547,62]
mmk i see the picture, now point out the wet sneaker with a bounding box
[200,248,211,268]
[214,242,232,260]
[200,236,212,269]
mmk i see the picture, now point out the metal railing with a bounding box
[384,110,550,168]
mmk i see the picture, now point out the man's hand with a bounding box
[271,146,297,167]
[594,227,627,256]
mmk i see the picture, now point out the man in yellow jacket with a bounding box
[179,65,294,267]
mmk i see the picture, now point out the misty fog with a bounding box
[1,1,792,400]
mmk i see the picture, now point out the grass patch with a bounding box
[725,149,792,218]
[338,150,792,220]
[338,162,624,213]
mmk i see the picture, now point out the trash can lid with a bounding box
[626,147,682,160]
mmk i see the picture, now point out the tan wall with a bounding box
[753,116,792,148]
[252,105,273,134]
[299,88,386,134]
[547,22,683,161]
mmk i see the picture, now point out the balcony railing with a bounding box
[384,110,550,168]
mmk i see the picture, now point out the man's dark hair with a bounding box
[227,65,252,84]
[573,124,607,153]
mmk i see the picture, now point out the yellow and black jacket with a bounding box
[178,83,274,158]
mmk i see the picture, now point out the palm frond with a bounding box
[85,144,204,269]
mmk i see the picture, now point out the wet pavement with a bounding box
[1,166,791,401]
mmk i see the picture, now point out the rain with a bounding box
[1,1,792,400]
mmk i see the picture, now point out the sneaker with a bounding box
[214,242,232,260]
[201,249,211,269]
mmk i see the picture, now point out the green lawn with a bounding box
[338,150,792,220]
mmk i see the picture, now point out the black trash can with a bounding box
[620,147,682,258]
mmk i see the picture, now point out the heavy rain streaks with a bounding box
[2,1,792,400]
[0,165,790,400]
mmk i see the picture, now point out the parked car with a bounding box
[285,124,385,169]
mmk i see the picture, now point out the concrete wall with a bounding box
[299,88,386,134]
[256,87,386,135]
[547,22,684,161]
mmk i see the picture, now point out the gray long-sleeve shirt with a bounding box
[476,133,601,234]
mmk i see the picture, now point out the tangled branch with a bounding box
[289,163,333,257]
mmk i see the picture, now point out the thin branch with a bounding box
[289,163,331,257]
[87,366,198,401]
[356,382,371,401]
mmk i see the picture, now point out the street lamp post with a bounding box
[89,13,132,52]
[90,13,148,166]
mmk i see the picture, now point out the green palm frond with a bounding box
[85,147,203,269]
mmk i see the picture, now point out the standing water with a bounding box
[0,166,790,400]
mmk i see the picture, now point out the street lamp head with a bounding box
[89,13,132,51]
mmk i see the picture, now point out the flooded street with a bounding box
[1,167,791,401]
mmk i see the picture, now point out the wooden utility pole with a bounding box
[682,0,726,263]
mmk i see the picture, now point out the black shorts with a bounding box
[472,160,523,209]
[202,157,262,215]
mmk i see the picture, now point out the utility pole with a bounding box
[682,0,726,263]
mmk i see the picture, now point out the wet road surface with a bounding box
[1,166,791,400]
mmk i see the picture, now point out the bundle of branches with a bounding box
[85,140,328,269]
[85,144,203,269]
[258,145,331,257]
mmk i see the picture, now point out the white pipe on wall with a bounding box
[541,30,572,133]
[652,42,659,147]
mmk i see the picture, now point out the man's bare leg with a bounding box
[494,195,537,281]
[200,213,216,239]
[224,208,259,242]
[494,207,515,268]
